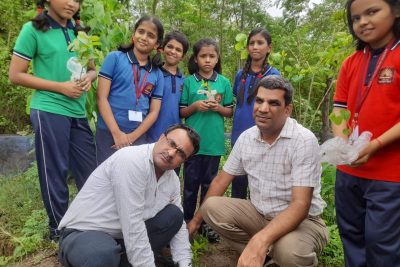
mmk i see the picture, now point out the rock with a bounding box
[0,135,35,177]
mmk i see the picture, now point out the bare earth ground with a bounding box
[10,241,239,267]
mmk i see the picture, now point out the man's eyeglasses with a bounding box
[165,135,187,160]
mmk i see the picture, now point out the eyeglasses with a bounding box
[165,135,188,160]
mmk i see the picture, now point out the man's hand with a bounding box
[187,218,202,237]
[237,234,269,267]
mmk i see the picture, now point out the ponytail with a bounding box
[32,0,50,32]
[152,47,163,67]
[72,9,90,36]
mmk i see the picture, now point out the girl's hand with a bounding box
[111,130,131,150]
[61,81,85,98]
[207,100,220,112]
[195,100,210,112]
[350,139,381,167]
[77,73,93,91]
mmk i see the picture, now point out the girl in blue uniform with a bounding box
[231,28,280,199]
[148,30,189,142]
[96,16,164,163]
[9,0,97,241]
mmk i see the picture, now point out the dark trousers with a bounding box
[335,170,400,267]
[183,155,220,221]
[95,127,149,164]
[231,175,248,199]
[58,204,183,267]
[30,109,97,232]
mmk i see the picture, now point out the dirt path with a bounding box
[10,241,239,267]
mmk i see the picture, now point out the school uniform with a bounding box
[179,72,233,221]
[96,50,164,163]
[13,12,97,236]
[147,66,184,142]
[333,40,400,266]
[231,66,280,199]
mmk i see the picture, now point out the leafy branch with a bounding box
[329,109,351,136]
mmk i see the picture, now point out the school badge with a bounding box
[143,82,155,96]
[378,68,394,84]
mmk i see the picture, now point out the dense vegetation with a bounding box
[0,0,353,265]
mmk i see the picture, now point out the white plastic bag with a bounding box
[66,57,85,82]
[320,131,372,165]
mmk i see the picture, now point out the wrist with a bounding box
[374,137,384,148]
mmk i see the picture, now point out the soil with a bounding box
[10,241,239,267]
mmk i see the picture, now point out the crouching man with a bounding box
[58,124,199,267]
[187,75,329,267]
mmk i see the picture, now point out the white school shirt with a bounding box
[59,144,192,267]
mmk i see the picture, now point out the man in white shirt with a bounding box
[187,75,328,267]
[58,124,199,267]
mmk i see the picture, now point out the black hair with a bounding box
[32,0,89,36]
[188,38,222,75]
[249,75,293,106]
[345,0,400,50]
[164,124,200,157]
[237,27,272,106]
[118,15,164,67]
[162,31,189,55]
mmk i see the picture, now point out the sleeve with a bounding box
[168,179,192,266]
[333,58,351,109]
[13,23,37,61]
[151,68,164,100]
[110,148,155,267]
[98,52,118,81]
[179,78,190,107]
[232,70,242,97]
[291,133,321,188]
[222,76,234,107]
[223,134,246,176]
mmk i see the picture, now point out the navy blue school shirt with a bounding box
[147,66,184,142]
[231,66,280,145]
[97,50,164,133]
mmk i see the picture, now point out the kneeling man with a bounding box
[59,124,199,267]
[188,75,328,267]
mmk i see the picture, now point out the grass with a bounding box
[0,162,344,266]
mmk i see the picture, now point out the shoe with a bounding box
[154,252,178,267]
[200,224,219,243]
[49,228,60,242]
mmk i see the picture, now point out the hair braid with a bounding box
[237,55,252,106]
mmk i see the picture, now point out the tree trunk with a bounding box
[321,77,333,142]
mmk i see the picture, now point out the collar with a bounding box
[364,39,400,54]
[248,65,272,76]
[44,11,74,30]
[255,117,294,143]
[193,71,218,82]
[160,65,183,77]
[127,49,153,72]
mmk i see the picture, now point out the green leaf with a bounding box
[235,33,247,42]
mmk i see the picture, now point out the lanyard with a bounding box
[351,40,393,129]
[132,64,149,105]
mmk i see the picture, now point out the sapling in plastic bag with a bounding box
[67,57,86,82]
[320,131,372,165]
